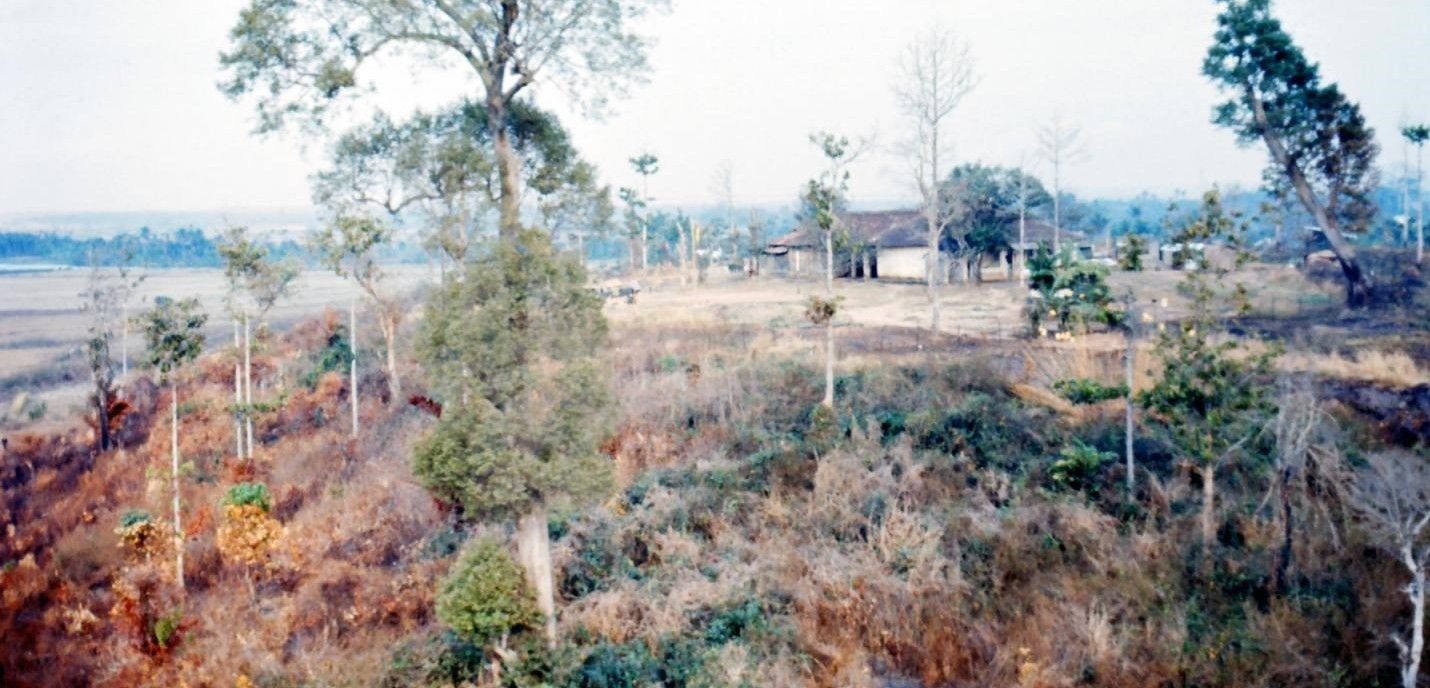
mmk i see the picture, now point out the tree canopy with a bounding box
[1203,0,1378,306]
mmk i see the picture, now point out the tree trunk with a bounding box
[171,388,184,591]
[1417,145,1425,265]
[233,320,244,459]
[1275,468,1294,595]
[1053,163,1062,253]
[862,252,870,281]
[1124,333,1135,496]
[517,506,557,646]
[823,317,835,408]
[487,96,522,242]
[926,211,940,332]
[640,223,648,272]
[244,315,254,459]
[1401,547,1425,688]
[382,314,400,400]
[349,297,359,438]
[1246,88,1369,306]
[1201,463,1217,550]
[824,228,833,294]
[94,378,110,452]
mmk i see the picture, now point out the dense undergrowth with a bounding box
[0,314,1421,686]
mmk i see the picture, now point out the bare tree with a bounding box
[711,160,736,269]
[895,27,976,332]
[1037,115,1088,253]
[1351,450,1430,688]
[630,153,659,271]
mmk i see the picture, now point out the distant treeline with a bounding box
[0,227,425,268]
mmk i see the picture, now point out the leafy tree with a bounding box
[942,163,1051,282]
[1024,244,1121,336]
[1204,0,1379,306]
[310,214,403,419]
[137,296,207,590]
[1118,233,1147,271]
[220,0,663,239]
[436,538,540,652]
[312,101,612,269]
[414,229,613,644]
[629,153,659,271]
[1140,190,1273,551]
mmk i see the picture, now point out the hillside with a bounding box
[2,280,1427,686]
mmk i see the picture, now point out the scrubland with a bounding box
[1,273,1427,687]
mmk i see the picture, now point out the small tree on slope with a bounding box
[137,296,207,590]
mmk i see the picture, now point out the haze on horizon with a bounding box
[1,0,1427,218]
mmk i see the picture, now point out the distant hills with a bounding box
[0,208,318,239]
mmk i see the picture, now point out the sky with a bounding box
[1,0,1427,217]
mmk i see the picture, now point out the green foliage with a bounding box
[301,326,355,389]
[152,609,182,649]
[1053,378,1128,405]
[119,509,153,530]
[1024,244,1122,335]
[1049,443,1110,491]
[1118,233,1147,271]
[414,230,613,522]
[436,538,541,647]
[1142,189,1276,471]
[224,482,273,513]
[136,296,207,383]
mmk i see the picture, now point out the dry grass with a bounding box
[1280,348,1430,387]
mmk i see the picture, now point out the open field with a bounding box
[0,261,1402,429]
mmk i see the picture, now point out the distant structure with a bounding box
[762,210,1095,281]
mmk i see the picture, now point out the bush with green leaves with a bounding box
[223,482,272,513]
[1049,443,1111,491]
[436,538,541,647]
[1053,378,1128,405]
[1118,234,1147,271]
[1024,243,1123,335]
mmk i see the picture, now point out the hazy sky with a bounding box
[1,0,1427,215]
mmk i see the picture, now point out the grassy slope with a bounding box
[0,307,1421,686]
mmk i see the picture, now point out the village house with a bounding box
[763,210,1097,282]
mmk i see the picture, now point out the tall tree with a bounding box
[79,254,143,453]
[310,214,403,425]
[1404,124,1428,264]
[219,0,661,239]
[414,229,613,646]
[1036,115,1087,253]
[804,132,862,408]
[942,163,1050,283]
[1204,0,1380,306]
[218,227,298,461]
[895,27,976,331]
[629,153,659,271]
[137,297,207,591]
[1141,189,1273,551]
[313,101,612,269]
[711,161,737,267]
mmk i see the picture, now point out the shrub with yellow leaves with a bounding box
[216,483,283,567]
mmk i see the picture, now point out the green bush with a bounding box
[1049,443,1110,491]
[119,508,153,529]
[1053,378,1128,405]
[300,327,354,390]
[436,538,541,647]
[223,482,273,512]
